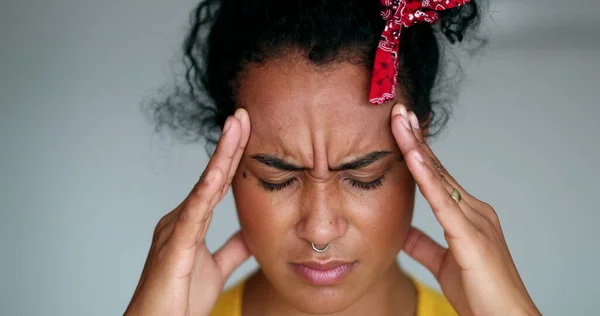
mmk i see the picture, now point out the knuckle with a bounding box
[177,207,192,224]
[487,208,501,227]
[152,226,162,240]
[199,168,223,190]
[154,221,175,247]
[472,229,489,248]
[478,202,500,225]
[192,181,217,203]
[156,214,171,230]
[404,231,420,253]
[195,176,212,192]
[432,248,446,269]
[152,226,164,243]
[473,215,500,243]
[479,200,494,211]
[153,217,171,241]
[440,194,457,212]
[212,251,227,272]
[155,242,169,261]
[422,165,439,183]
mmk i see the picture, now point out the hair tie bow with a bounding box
[369,0,471,105]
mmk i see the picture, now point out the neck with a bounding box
[243,260,417,316]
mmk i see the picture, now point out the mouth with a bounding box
[291,260,357,286]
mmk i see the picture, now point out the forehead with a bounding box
[237,56,402,165]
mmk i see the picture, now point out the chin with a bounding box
[284,285,358,315]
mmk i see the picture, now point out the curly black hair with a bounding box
[146,0,484,151]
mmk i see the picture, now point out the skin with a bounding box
[125,55,541,316]
[231,57,417,315]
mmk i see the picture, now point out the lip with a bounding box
[292,260,356,286]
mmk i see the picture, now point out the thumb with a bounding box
[403,227,446,277]
[212,231,252,281]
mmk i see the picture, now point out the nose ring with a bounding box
[311,242,330,253]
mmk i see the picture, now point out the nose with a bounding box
[295,182,349,248]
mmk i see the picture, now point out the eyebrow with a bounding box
[250,151,393,172]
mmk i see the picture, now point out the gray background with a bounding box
[1,0,598,315]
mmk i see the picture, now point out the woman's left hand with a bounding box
[390,103,541,316]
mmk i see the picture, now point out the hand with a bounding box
[390,104,540,316]
[125,108,252,316]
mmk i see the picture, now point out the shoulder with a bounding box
[210,282,244,316]
[414,279,458,316]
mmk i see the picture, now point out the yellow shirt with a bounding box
[210,278,457,316]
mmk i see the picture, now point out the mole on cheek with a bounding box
[243,172,248,179]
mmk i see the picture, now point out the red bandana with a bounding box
[369,0,471,105]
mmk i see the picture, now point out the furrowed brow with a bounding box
[251,151,393,172]
[251,154,309,172]
[330,151,392,171]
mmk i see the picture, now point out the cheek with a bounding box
[352,167,415,252]
[231,171,293,259]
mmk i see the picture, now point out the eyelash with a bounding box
[259,178,297,192]
[259,175,386,192]
[346,175,385,190]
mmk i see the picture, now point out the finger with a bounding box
[393,105,481,221]
[169,168,224,250]
[406,111,483,208]
[406,111,497,223]
[391,105,451,183]
[391,104,421,160]
[391,106,474,239]
[203,114,242,196]
[155,206,182,236]
[403,227,446,277]
[220,108,251,200]
[168,113,242,250]
[154,214,178,251]
[437,168,490,229]
[404,227,474,316]
[407,148,473,239]
[407,111,446,172]
[212,231,251,281]
[406,111,468,198]
[196,190,226,245]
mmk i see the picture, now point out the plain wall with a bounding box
[1,0,599,315]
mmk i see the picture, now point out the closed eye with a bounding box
[259,175,386,192]
[259,178,297,192]
[345,175,385,190]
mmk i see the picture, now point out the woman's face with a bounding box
[231,55,416,314]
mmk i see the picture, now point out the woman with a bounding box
[126,0,541,315]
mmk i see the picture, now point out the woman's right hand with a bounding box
[125,108,252,316]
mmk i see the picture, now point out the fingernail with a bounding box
[391,103,404,117]
[234,108,243,120]
[409,112,420,130]
[223,117,232,134]
[399,104,408,118]
[414,151,424,163]
[399,115,411,130]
